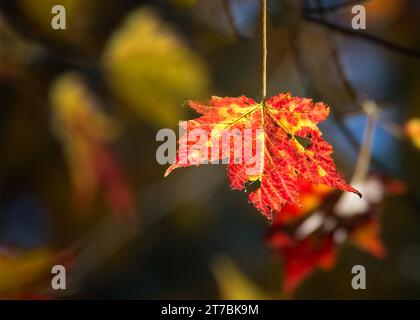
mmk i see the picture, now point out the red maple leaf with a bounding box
[268,232,336,296]
[165,93,360,219]
[266,174,401,296]
[267,218,385,296]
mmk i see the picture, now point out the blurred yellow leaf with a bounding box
[0,248,54,294]
[102,8,209,127]
[405,118,420,149]
[50,72,135,216]
[50,72,118,142]
[211,256,272,300]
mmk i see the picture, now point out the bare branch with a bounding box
[287,26,362,155]
[222,0,242,38]
[302,0,369,14]
[303,15,420,59]
[351,101,379,183]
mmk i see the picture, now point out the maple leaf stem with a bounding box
[261,0,267,101]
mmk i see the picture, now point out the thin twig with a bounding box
[287,22,388,172]
[314,0,363,109]
[287,26,362,154]
[222,0,241,38]
[326,32,362,108]
[313,0,380,179]
[303,15,420,59]
[351,101,378,183]
[302,0,369,14]
[378,116,404,139]
[262,0,267,101]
